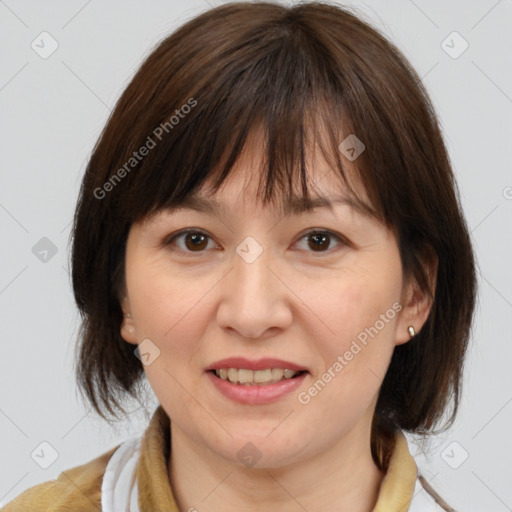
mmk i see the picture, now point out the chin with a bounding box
[208,428,312,470]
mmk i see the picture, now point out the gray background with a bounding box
[1,0,511,510]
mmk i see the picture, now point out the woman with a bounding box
[4,1,476,511]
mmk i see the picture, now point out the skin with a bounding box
[120,131,435,512]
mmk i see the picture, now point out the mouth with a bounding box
[205,358,309,403]
[209,367,308,386]
[205,358,310,406]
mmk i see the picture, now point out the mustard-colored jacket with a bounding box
[2,406,453,511]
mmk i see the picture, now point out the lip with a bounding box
[205,357,307,372]
[206,370,307,405]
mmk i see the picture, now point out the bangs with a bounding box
[107,13,384,226]
[140,106,382,226]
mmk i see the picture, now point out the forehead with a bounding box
[201,131,372,208]
[143,123,382,225]
[165,191,378,221]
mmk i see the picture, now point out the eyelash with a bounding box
[163,228,348,256]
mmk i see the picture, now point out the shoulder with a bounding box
[409,474,457,512]
[2,444,120,512]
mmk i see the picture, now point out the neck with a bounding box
[168,421,385,512]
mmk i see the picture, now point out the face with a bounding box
[120,134,433,469]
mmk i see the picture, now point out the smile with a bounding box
[213,368,305,385]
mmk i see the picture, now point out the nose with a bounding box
[216,247,293,339]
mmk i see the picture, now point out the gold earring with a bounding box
[408,326,416,338]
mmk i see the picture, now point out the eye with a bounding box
[164,228,347,255]
[164,229,218,254]
[295,229,347,254]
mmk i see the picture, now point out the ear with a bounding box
[395,255,438,346]
[120,296,138,345]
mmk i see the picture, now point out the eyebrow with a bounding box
[165,193,379,220]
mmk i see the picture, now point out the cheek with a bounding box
[127,254,218,341]
[304,252,403,405]
[126,259,217,408]
[314,259,402,347]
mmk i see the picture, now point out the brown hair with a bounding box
[71,1,476,471]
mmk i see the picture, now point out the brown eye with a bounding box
[308,232,330,251]
[297,230,346,253]
[166,229,216,253]
[184,232,208,251]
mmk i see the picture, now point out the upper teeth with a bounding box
[215,368,300,385]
